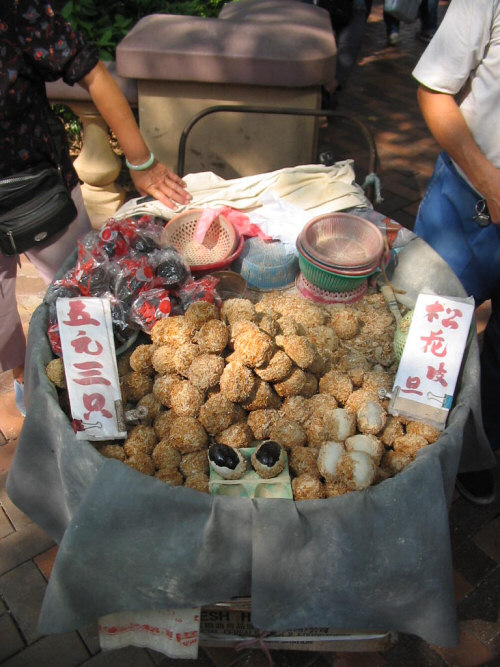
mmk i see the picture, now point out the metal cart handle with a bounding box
[176,104,379,201]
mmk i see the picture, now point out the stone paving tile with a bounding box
[0,522,55,576]
[473,515,500,563]
[1,633,90,667]
[80,646,156,666]
[0,505,14,539]
[0,392,23,442]
[433,626,498,667]
[0,472,32,530]
[0,560,48,644]
[0,613,25,663]
[33,545,59,581]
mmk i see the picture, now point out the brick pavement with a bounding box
[1,2,499,665]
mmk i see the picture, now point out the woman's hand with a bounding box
[130,161,191,209]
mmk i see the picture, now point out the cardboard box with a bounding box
[200,606,395,652]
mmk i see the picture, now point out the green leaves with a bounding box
[60,0,229,59]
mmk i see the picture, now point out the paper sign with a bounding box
[390,293,474,429]
[56,297,127,441]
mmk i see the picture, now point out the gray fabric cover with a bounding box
[6,237,495,647]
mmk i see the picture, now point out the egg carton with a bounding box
[209,446,293,499]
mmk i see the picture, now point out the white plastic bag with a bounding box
[384,0,420,23]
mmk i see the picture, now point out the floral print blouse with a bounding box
[0,0,99,188]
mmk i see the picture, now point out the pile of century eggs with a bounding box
[46,289,441,499]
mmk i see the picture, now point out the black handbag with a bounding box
[0,163,77,256]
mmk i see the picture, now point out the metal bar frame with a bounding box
[176,104,379,200]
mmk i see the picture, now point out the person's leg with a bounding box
[0,253,27,414]
[334,8,369,90]
[418,0,438,42]
[25,185,91,284]
[384,11,401,45]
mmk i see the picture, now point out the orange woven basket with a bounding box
[161,209,237,267]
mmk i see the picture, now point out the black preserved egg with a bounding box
[209,443,239,470]
[256,440,281,468]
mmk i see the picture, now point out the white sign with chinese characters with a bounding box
[56,297,127,441]
[390,293,475,430]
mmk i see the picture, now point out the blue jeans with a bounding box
[415,152,500,450]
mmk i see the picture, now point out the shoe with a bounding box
[388,31,401,46]
[14,379,26,417]
[417,29,435,44]
[456,469,496,506]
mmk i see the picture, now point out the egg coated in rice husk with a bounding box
[273,367,307,398]
[233,329,274,368]
[246,408,280,439]
[153,409,177,439]
[356,401,387,435]
[187,354,225,391]
[151,316,191,347]
[126,452,155,476]
[45,358,66,389]
[292,473,326,500]
[184,301,219,330]
[215,422,254,449]
[318,370,353,406]
[306,325,339,353]
[229,319,260,346]
[136,393,163,423]
[345,433,385,465]
[124,425,157,453]
[152,439,182,469]
[328,408,356,442]
[288,446,319,477]
[129,344,157,375]
[380,415,405,447]
[254,350,293,383]
[194,319,229,354]
[242,378,281,411]
[277,315,306,336]
[392,433,429,457]
[173,342,201,377]
[167,416,208,454]
[151,345,178,375]
[336,450,377,490]
[199,393,237,435]
[251,440,285,478]
[219,361,256,402]
[381,449,413,475]
[257,312,280,338]
[406,420,441,443]
[208,443,247,479]
[180,450,210,477]
[301,372,318,398]
[169,380,205,418]
[155,468,184,485]
[221,298,256,325]
[152,373,182,407]
[121,371,153,403]
[269,417,307,450]
[308,393,338,419]
[97,444,126,462]
[330,308,360,340]
[362,369,394,396]
[184,472,210,493]
[324,479,352,498]
[343,389,380,414]
[279,396,311,425]
[275,334,316,369]
[317,441,345,481]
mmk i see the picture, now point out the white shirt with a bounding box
[413,0,500,171]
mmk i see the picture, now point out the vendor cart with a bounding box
[5,147,496,661]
